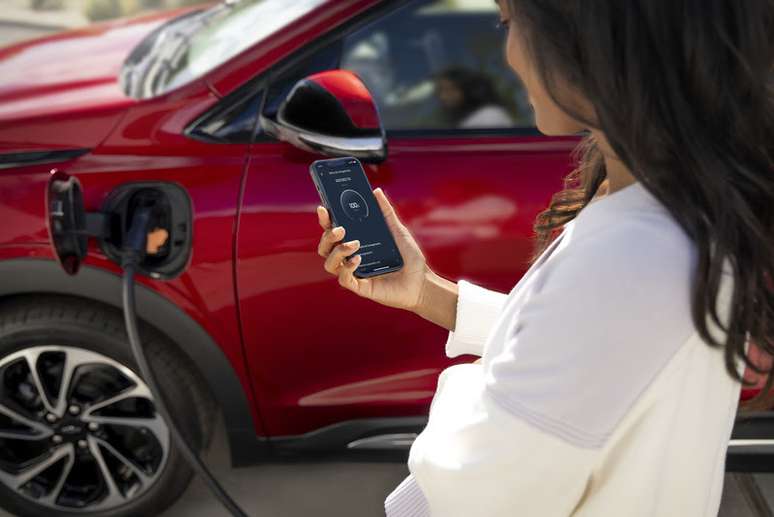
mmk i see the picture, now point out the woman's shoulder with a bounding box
[485,191,702,448]
[531,186,697,336]
[553,182,696,290]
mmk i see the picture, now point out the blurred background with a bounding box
[0,0,204,47]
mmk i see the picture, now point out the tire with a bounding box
[0,294,216,517]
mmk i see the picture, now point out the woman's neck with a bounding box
[604,156,637,194]
[591,130,638,195]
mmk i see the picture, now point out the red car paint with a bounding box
[0,0,767,444]
[304,70,382,128]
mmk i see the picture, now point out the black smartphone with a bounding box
[310,156,404,278]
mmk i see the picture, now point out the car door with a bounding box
[236,0,578,438]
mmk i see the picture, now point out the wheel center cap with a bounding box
[55,418,87,440]
[59,423,83,435]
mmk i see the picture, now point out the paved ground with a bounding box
[163,423,774,517]
[0,0,87,47]
[158,420,774,517]
[160,421,411,517]
[0,415,771,516]
[0,22,52,46]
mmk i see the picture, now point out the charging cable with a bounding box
[120,204,249,517]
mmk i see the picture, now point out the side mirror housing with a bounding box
[260,70,387,163]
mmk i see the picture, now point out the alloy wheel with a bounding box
[0,345,169,511]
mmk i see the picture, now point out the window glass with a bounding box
[340,0,534,130]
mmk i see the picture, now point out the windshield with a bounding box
[124,0,327,98]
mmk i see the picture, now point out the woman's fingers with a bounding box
[317,206,331,230]
[318,226,345,258]
[317,206,335,256]
[317,206,348,258]
[338,253,362,291]
[324,240,360,274]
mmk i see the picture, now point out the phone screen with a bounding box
[310,157,404,278]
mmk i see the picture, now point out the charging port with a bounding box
[100,182,192,279]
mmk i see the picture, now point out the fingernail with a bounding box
[347,240,360,247]
[374,187,382,194]
[351,254,362,265]
[333,226,344,235]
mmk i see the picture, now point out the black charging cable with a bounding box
[121,205,249,517]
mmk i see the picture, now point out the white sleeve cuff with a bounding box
[444,280,508,358]
[384,474,430,517]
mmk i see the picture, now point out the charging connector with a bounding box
[120,196,249,517]
[121,205,154,268]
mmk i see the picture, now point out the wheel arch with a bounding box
[0,259,270,466]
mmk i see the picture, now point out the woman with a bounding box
[433,66,515,128]
[316,0,773,515]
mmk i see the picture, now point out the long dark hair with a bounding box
[508,0,774,409]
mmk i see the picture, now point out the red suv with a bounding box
[0,0,770,515]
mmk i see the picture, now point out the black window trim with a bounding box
[0,148,91,170]
[185,77,268,144]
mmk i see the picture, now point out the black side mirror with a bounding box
[260,70,387,163]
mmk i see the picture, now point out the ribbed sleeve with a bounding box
[444,280,508,358]
[384,474,430,517]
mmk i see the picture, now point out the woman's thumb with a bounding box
[374,187,399,226]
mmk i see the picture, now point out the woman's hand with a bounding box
[316,187,430,312]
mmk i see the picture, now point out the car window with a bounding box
[340,0,534,131]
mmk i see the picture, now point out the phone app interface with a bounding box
[316,160,401,273]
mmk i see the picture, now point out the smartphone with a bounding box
[310,156,404,278]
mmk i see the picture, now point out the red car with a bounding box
[0,0,770,515]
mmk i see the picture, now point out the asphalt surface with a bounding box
[160,419,410,517]
[0,415,772,516]
[157,422,774,517]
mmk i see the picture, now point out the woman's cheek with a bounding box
[504,26,586,135]
[506,31,539,106]
[505,31,526,81]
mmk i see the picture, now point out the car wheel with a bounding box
[0,295,215,517]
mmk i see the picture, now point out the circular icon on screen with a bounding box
[340,189,369,221]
